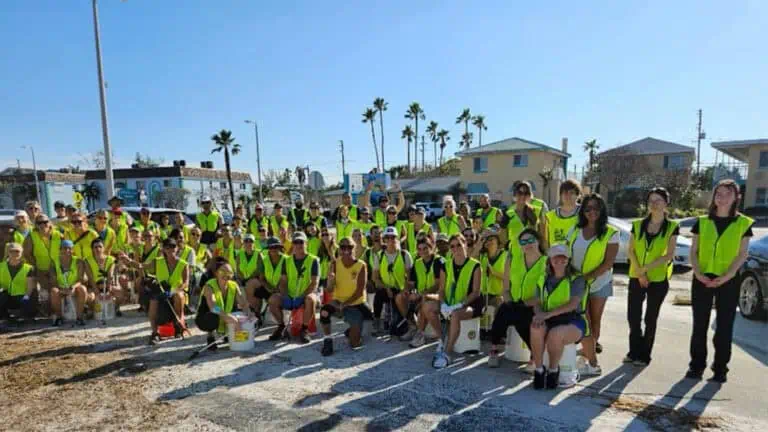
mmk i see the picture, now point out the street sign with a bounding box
[347,174,363,194]
[117,188,140,206]
[73,191,83,210]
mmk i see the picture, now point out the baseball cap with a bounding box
[383,226,398,238]
[108,195,123,204]
[254,203,264,210]
[35,215,50,223]
[436,233,449,243]
[547,244,570,258]
[359,207,370,214]
[416,207,426,215]
[140,207,151,214]
[61,239,74,248]
[292,231,307,242]
[407,204,418,213]
[243,234,256,242]
[266,237,283,249]
[200,196,212,203]
[14,210,26,218]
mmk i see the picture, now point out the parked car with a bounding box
[90,207,194,226]
[608,217,692,268]
[738,236,768,320]
[675,217,698,238]
[414,202,444,221]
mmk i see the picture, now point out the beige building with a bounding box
[455,137,570,206]
[592,137,695,202]
[711,139,768,209]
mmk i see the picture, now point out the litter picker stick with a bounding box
[188,334,227,361]
[164,295,192,338]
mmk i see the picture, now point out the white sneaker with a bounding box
[524,360,536,374]
[579,363,603,377]
[409,331,426,348]
[432,350,449,369]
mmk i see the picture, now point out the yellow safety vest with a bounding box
[379,250,407,290]
[629,219,678,282]
[86,255,115,284]
[545,208,579,246]
[53,257,80,289]
[437,215,461,236]
[0,261,33,296]
[510,254,547,302]
[237,250,260,280]
[156,256,187,290]
[72,230,98,260]
[407,222,433,257]
[196,211,220,233]
[413,256,438,294]
[480,250,508,296]
[206,278,238,334]
[261,251,285,291]
[475,207,500,228]
[215,238,237,269]
[30,229,61,272]
[285,254,318,298]
[567,226,618,287]
[444,257,479,306]
[696,214,753,276]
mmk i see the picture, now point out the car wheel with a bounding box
[739,274,766,320]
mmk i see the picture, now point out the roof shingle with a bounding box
[599,137,694,156]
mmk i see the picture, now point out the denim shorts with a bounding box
[546,313,587,342]
[282,296,305,310]
[342,303,374,327]
[590,281,613,298]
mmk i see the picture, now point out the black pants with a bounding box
[490,300,533,347]
[0,292,38,319]
[373,288,391,319]
[627,279,669,363]
[689,275,740,374]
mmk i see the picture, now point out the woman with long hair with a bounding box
[687,180,752,383]
[626,187,678,366]
[567,193,618,376]
[195,261,253,349]
[502,181,541,257]
[544,180,582,249]
[478,229,509,308]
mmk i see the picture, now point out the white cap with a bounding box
[383,226,398,238]
[15,210,27,218]
[201,196,212,203]
[547,244,570,258]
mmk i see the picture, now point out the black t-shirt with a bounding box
[408,256,446,283]
[633,218,681,243]
[451,259,480,294]
[691,216,754,238]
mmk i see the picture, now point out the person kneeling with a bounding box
[528,245,588,390]
[0,243,38,324]
[320,237,372,356]
[195,262,253,350]
[49,240,87,326]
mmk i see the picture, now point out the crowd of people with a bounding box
[0,178,752,387]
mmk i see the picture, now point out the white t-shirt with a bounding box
[570,229,618,293]
[371,249,413,272]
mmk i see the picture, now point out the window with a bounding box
[208,181,214,189]
[220,182,228,189]
[760,151,768,169]
[163,179,171,187]
[473,157,488,173]
[239,183,247,190]
[513,154,528,167]
[757,188,767,206]
[664,155,686,170]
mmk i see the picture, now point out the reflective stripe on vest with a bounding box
[0,261,33,296]
[196,211,220,232]
[379,251,406,290]
[156,256,187,290]
[510,254,547,302]
[238,250,260,279]
[545,209,579,246]
[285,254,318,298]
[445,257,479,306]
[413,257,436,294]
[480,250,508,296]
[261,251,285,290]
[31,229,61,272]
[629,219,678,282]
[697,214,753,276]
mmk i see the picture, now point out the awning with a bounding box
[466,183,489,195]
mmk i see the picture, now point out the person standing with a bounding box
[544,180,582,248]
[335,206,357,241]
[626,188,678,366]
[567,193,618,377]
[687,180,752,383]
[196,197,223,247]
[307,202,329,231]
[269,203,290,237]
[333,192,359,223]
[502,182,540,257]
[475,194,502,229]
[93,209,116,256]
[406,207,434,257]
[68,213,98,260]
[437,199,466,236]
[107,196,133,228]
[248,203,269,236]
[288,198,310,230]
[24,214,62,304]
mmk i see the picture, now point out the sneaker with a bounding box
[400,326,416,342]
[321,338,333,356]
[546,368,560,389]
[409,331,426,348]
[432,350,450,369]
[372,319,384,336]
[269,325,286,341]
[623,355,635,363]
[524,360,536,374]
[579,363,603,377]
[207,334,218,351]
[685,368,703,380]
[710,371,727,383]
[148,333,160,346]
[487,350,501,368]
[633,359,649,367]
[533,367,546,390]
[299,328,311,344]
[52,317,63,327]
[595,342,603,354]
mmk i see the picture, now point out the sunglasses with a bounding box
[516,190,531,196]
[444,205,453,209]
[255,208,263,211]
[36,220,50,225]
[190,233,200,237]
[244,239,255,243]
[321,233,329,237]
[71,219,83,223]
[387,211,397,215]
[519,237,537,246]
[340,245,354,251]
[293,240,305,245]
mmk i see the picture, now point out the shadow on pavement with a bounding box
[623,377,723,430]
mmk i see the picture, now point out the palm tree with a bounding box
[362,108,381,172]
[401,125,414,172]
[373,98,388,171]
[437,129,450,167]
[539,167,554,207]
[425,121,439,167]
[455,108,472,147]
[583,139,599,172]
[471,115,487,147]
[461,132,473,150]
[405,102,425,172]
[210,129,241,212]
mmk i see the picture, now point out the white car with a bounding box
[414,202,444,221]
[608,217,691,267]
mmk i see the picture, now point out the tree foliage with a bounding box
[153,187,190,210]
[133,152,164,168]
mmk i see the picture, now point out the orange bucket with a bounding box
[157,322,175,338]
[290,306,317,336]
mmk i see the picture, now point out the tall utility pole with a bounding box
[421,135,426,172]
[696,109,705,174]
[92,0,115,198]
[244,120,263,203]
[21,146,42,208]
[339,140,346,177]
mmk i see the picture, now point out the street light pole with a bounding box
[21,146,42,208]
[92,0,115,198]
[244,120,263,203]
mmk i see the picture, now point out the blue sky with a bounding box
[2,0,766,186]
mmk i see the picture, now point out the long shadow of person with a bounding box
[623,378,724,431]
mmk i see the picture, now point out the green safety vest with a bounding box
[196,211,220,233]
[206,278,238,334]
[248,215,269,236]
[335,220,356,240]
[261,251,285,291]
[696,214,753,276]
[156,256,187,290]
[510,254,547,302]
[629,219,678,282]
[437,215,461,236]
[31,229,62,272]
[285,254,318,298]
[237,250,260,280]
[215,238,237,269]
[54,257,80,289]
[567,225,618,286]
[413,256,438,294]
[537,275,575,312]
[180,245,195,264]
[406,222,433,257]
[269,216,289,235]
[545,209,579,246]
[475,207,500,228]
[72,230,98,260]
[96,227,116,252]
[86,255,115,283]
[379,250,407,290]
[480,250,508,296]
[142,245,160,275]
[290,208,310,226]
[444,257,479,306]
[373,208,387,227]
[0,261,33,296]
[506,208,537,255]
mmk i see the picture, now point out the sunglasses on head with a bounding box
[518,237,537,246]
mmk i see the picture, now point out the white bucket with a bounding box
[544,344,579,386]
[227,313,256,352]
[96,294,115,321]
[61,296,77,321]
[480,305,495,331]
[504,326,530,362]
[453,317,481,353]
[366,293,375,312]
